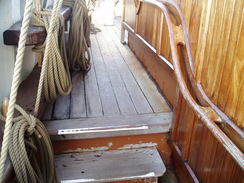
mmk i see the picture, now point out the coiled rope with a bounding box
[0,104,56,183]
[0,0,67,182]
[32,3,72,103]
[64,0,91,72]
[0,0,92,181]
[0,0,35,181]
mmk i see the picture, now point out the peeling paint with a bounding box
[64,142,114,153]
[60,172,156,183]
[118,143,157,150]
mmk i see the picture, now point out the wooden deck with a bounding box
[43,25,171,122]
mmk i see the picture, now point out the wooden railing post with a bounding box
[120,0,126,44]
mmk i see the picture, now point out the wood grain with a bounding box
[53,95,70,120]
[96,28,137,115]
[122,0,244,182]
[43,25,171,120]
[44,112,172,140]
[70,72,86,118]
[84,54,103,118]
[103,26,153,114]
[90,35,121,116]
[55,148,166,183]
[108,26,172,113]
[174,0,244,128]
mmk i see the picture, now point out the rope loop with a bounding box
[0,104,56,182]
[32,3,72,103]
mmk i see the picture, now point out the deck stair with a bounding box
[44,113,172,140]
[55,147,165,183]
[42,25,173,182]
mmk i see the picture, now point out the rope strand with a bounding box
[0,0,34,180]
[64,0,91,72]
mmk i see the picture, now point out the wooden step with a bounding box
[55,147,166,183]
[44,113,172,140]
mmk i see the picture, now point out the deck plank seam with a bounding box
[105,25,156,114]
[102,26,154,115]
[94,31,137,115]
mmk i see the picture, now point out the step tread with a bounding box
[55,148,166,183]
[44,113,172,140]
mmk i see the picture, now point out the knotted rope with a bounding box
[0,104,56,183]
[0,0,66,181]
[0,0,92,181]
[64,0,91,72]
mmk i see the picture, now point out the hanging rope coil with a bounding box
[0,0,65,181]
[0,0,35,181]
[0,0,92,181]
[64,0,91,72]
[32,7,72,102]
[0,104,56,183]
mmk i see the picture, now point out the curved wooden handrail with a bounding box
[137,0,244,169]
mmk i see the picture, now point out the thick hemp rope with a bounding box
[0,0,35,180]
[0,104,56,183]
[32,4,72,103]
[64,0,91,72]
[0,0,65,182]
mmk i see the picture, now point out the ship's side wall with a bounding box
[0,0,37,104]
[123,0,244,182]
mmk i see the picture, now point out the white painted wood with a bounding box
[55,148,166,183]
[44,113,172,140]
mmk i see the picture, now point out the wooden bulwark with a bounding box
[122,0,244,182]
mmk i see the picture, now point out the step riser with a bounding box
[52,133,172,165]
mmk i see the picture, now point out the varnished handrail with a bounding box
[132,0,244,169]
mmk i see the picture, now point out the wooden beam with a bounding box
[3,6,72,46]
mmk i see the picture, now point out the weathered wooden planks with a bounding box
[84,55,103,118]
[108,26,172,112]
[95,29,137,115]
[90,35,120,116]
[42,102,54,121]
[70,72,86,118]
[44,112,172,140]
[43,24,171,122]
[55,148,166,183]
[102,26,154,114]
[53,95,71,120]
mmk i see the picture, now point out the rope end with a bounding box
[2,98,9,117]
